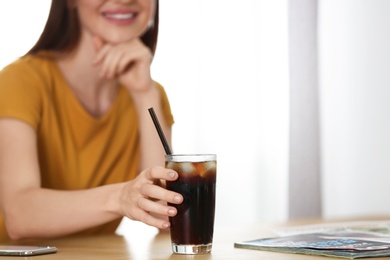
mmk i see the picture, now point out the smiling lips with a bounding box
[103,10,137,25]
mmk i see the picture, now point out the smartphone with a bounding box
[0,245,57,256]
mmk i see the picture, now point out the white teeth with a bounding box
[105,13,134,20]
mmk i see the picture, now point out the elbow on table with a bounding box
[6,228,23,241]
[3,211,30,241]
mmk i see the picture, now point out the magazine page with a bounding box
[274,220,390,238]
[234,220,390,259]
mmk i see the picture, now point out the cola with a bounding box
[165,154,217,254]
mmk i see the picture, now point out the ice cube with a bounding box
[179,162,196,174]
[166,161,176,169]
[201,161,217,177]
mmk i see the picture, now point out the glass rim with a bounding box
[165,154,216,162]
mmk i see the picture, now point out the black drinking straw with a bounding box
[148,107,172,155]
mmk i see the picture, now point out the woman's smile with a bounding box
[76,0,155,43]
[102,9,138,26]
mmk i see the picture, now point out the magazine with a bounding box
[234,220,390,259]
[274,220,390,237]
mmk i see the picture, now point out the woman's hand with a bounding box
[119,167,183,230]
[92,36,153,93]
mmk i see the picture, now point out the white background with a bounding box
[319,0,390,218]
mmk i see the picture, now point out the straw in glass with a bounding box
[148,107,172,155]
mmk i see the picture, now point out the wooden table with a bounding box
[3,218,390,259]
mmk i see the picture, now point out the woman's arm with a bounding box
[131,84,171,170]
[0,118,122,239]
[93,36,171,169]
[0,119,181,240]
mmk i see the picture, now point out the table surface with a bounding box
[3,217,390,259]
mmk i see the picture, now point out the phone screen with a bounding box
[0,245,57,256]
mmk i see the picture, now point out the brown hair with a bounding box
[27,0,159,55]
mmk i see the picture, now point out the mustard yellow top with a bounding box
[0,54,174,241]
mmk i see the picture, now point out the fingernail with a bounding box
[174,195,181,202]
[162,223,170,228]
[168,209,176,215]
[169,172,176,179]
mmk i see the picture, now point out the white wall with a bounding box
[319,0,390,218]
[0,1,51,68]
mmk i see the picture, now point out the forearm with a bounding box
[2,183,125,240]
[130,83,172,170]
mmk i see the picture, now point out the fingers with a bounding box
[129,198,175,229]
[91,44,111,74]
[145,167,178,182]
[92,39,151,80]
[92,36,104,52]
[140,168,183,204]
[141,182,183,205]
[97,47,123,78]
[121,167,183,230]
[138,197,177,217]
[130,208,171,229]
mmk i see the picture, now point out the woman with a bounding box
[0,0,182,241]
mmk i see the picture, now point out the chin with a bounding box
[103,27,149,44]
[102,35,134,44]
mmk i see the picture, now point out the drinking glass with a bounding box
[165,154,217,254]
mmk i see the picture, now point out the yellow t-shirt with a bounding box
[0,54,174,241]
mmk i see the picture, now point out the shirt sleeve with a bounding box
[0,57,45,129]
